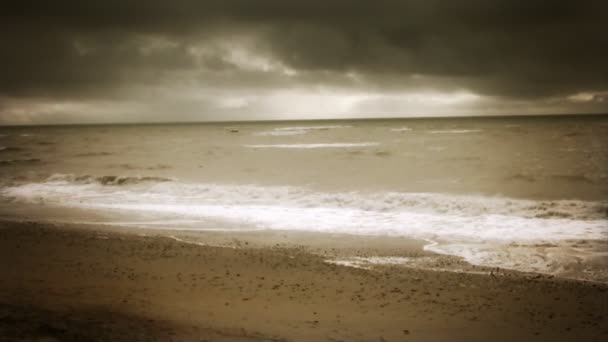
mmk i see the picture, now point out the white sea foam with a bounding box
[2,176,607,279]
[428,129,482,134]
[255,125,352,136]
[245,143,379,149]
[5,175,607,222]
[390,127,412,132]
[326,256,490,274]
[327,256,417,269]
[425,240,608,280]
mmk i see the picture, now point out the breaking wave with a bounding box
[390,127,412,132]
[2,175,607,280]
[255,125,351,136]
[46,174,174,186]
[3,174,607,223]
[0,158,41,166]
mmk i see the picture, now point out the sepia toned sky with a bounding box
[1,1,607,124]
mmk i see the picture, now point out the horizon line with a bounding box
[1,112,607,128]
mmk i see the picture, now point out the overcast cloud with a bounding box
[1,1,607,124]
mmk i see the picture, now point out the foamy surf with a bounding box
[390,127,412,132]
[2,175,607,281]
[325,256,490,275]
[255,125,352,136]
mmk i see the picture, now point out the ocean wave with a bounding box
[46,174,174,186]
[245,143,379,149]
[255,125,351,136]
[3,176,607,279]
[425,239,608,282]
[390,127,412,132]
[428,129,482,134]
[4,176,607,223]
[326,256,488,275]
[0,158,41,166]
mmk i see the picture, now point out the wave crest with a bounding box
[0,158,41,166]
[2,175,606,280]
[47,174,174,186]
[6,175,608,221]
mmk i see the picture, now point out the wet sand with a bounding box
[1,221,607,341]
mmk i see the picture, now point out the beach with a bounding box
[1,117,607,340]
[2,221,606,341]
[2,2,608,340]
[1,117,607,284]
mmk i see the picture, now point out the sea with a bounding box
[1,115,607,281]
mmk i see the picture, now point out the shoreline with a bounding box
[1,220,607,341]
[4,216,605,283]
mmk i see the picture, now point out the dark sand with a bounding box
[1,221,607,341]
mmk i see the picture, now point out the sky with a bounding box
[1,1,608,125]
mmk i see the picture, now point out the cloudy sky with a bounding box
[1,1,607,125]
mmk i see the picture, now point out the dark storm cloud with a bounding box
[1,1,607,119]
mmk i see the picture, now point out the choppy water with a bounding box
[1,115,607,281]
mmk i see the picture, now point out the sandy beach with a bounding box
[3,1,608,340]
[1,221,606,341]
